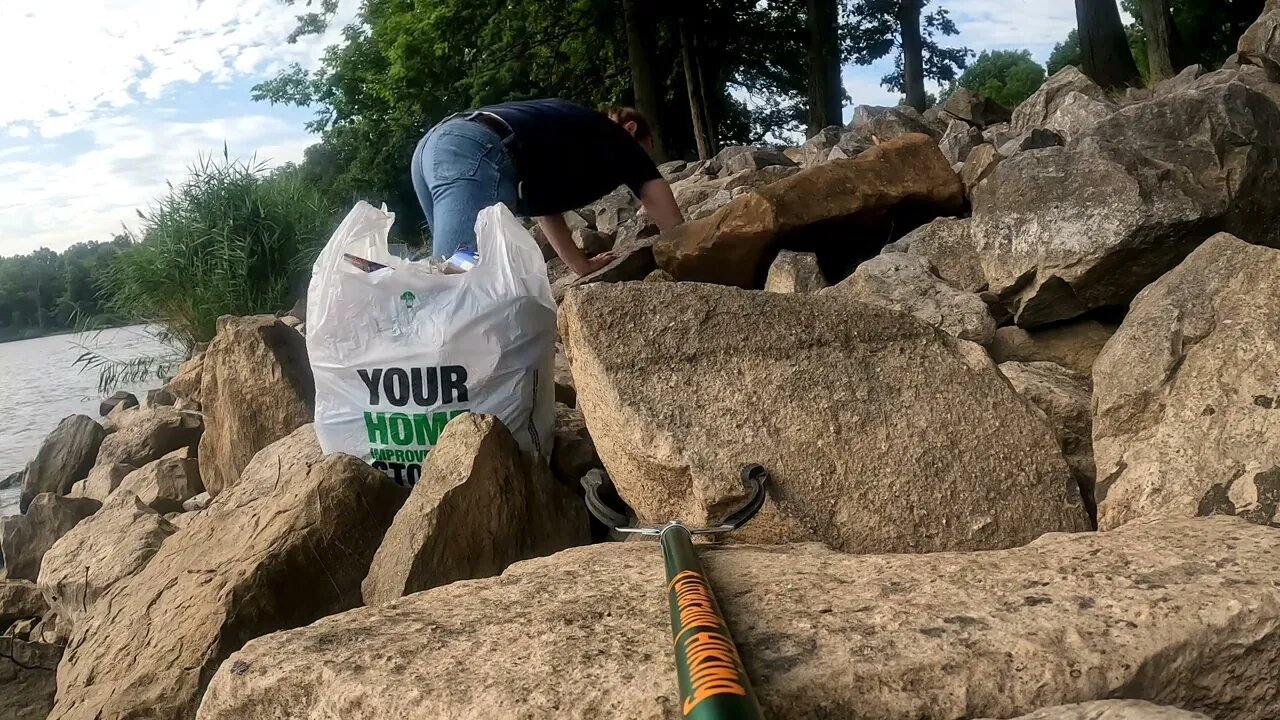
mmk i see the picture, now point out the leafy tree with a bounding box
[1120,0,1264,73]
[1048,29,1083,75]
[848,0,972,112]
[952,50,1047,109]
[0,239,129,342]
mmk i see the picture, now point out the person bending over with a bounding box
[410,100,683,275]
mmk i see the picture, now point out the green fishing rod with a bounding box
[583,466,769,720]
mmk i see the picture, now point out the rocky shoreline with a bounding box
[4,11,1280,718]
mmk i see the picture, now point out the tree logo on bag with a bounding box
[400,291,417,309]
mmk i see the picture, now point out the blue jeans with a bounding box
[411,119,520,259]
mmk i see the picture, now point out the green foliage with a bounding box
[954,50,1047,108]
[99,151,338,351]
[1120,0,1264,70]
[0,238,129,342]
[1048,29,1082,76]
[847,0,973,94]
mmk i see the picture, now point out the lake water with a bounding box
[0,326,176,517]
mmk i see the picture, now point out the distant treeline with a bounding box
[0,238,131,343]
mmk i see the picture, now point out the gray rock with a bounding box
[1012,66,1110,132]
[0,638,60,720]
[47,425,408,720]
[99,390,138,417]
[825,253,997,346]
[586,186,639,236]
[20,414,105,512]
[795,125,842,167]
[998,128,1065,157]
[981,121,1019,149]
[656,159,687,178]
[988,320,1117,375]
[113,447,204,515]
[0,469,20,490]
[202,517,1280,720]
[37,490,176,631]
[551,242,656,304]
[361,414,588,606]
[1043,91,1118,141]
[181,491,212,513]
[144,388,176,407]
[721,148,796,174]
[941,87,1013,128]
[895,217,986,293]
[850,104,939,140]
[1239,1,1280,66]
[1154,64,1205,97]
[998,361,1095,518]
[0,579,48,628]
[939,119,983,164]
[764,250,827,294]
[1093,233,1280,530]
[988,700,1212,719]
[969,80,1280,327]
[0,494,101,581]
[959,143,1003,195]
[560,282,1088,553]
[572,228,614,255]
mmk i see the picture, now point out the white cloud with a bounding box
[0,0,360,256]
[0,0,358,136]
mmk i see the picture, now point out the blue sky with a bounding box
[0,0,1083,257]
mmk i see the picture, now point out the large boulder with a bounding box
[970,80,1280,326]
[37,490,175,632]
[1093,234,1280,530]
[849,104,940,140]
[114,446,204,514]
[20,414,105,512]
[560,282,1088,552]
[0,494,101,581]
[0,638,60,720]
[653,134,964,288]
[98,390,138,417]
[47,425,408,720]
[763,250,827,294]
[201,517,1280,720]
[825,252,997,346]
[939,119,983,164]
[1011,66,1110,132]
[1043,91,1119,141]
[0,579,48,628]
[70,461,135,502]
[999,362,1096,518]
[794,125,842,168]
[163,352,204,405]
[198,314,314,497]
[721,147,796,174]
[941,87,1012,128]
[891,217,986,292]
[1239,0,1280,66]
[989,320,1116,375]
[361,414,588,606]
[989,701,1211,720]
[959,143,1003,194]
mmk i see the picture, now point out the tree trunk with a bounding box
[679,16,712,160]
[806,0,844,134]
[1076,0,1141,89]
[1138,0,1181,82]
[622,0,667,160]
[899,0,926,112]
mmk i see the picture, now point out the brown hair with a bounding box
[606,105,652,142]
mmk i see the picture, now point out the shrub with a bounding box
[952,50,1047,109]
[100,150,338,351]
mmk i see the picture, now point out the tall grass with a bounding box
[99,149,339,352]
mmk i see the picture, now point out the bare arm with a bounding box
[638,178,684,232]
[537,214,613,276]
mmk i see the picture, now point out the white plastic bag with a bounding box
[306,201,556,487]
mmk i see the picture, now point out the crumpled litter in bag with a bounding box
[306,201,556,487]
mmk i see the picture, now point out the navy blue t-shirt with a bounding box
[480,99,661,217]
